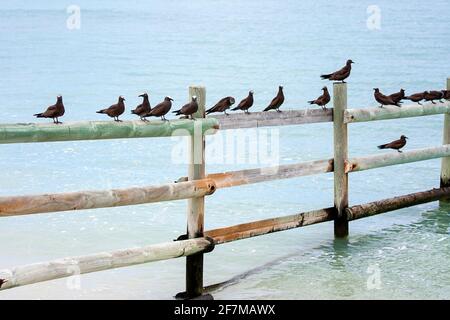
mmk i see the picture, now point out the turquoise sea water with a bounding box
[0,0,449,299]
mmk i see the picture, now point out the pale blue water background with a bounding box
[0,0,449,299]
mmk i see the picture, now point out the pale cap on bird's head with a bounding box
[166,96,174,101]
[249,90,254,95]
[192,96,197,101]
[119,95,125,101]
[229,97,236,104]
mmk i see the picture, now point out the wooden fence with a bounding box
[0,78,449,299]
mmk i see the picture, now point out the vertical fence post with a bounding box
[186,85,206,298]
[333,83,349,237]
[440,78,450,197]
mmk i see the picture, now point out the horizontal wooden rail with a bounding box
[0,180,217,217]
[344,101,450,124]
[214,108,332,129]
[205,208,335,244]
[0,237,214,291]
[346,187,450,220]
[0,118,219,144]
[345,145,450,173]
[0,160,333,217]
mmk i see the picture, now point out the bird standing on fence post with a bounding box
[263,86,285,112]
[404,92,425,105]
[146,96,173,121]
[232,91,254,114]
[34,95,65,124]
[206,96,235,116]
[377,135,408,152]
[131,93,151,121]
[388,89,406,104]
[373,88,401,107]
[96,96,126,122]
[308,86,331,110]
[424,91,444,104]
[321,59,354,83]
[173,96,199,120]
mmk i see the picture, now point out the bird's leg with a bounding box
[432,101,436,104]
[224,110,229,116]
[53,118,56,124]
[276,108,281,112]
[398,150,403,153]
[440,100,444,103]
[379,105,383,108]
[418,102,423,105]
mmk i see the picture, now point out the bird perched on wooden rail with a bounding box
[232,90,254,114]
[308,86,330,110]
[388,89,406,104]
[264,86,285,112]
[0,279,7,288]
[378,135,408,153]
[146,96,173,121]
[173,96,198,119]
[34,95,65,124]
[206,96,235,116]
[373,88,401,107]
[96,96,126,122]
[131,93,151,121]
[321,59,354,83]
[404,92,425,105]
[442,90,450,100]
[424,91,444,104]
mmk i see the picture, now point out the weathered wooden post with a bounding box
[186,85,206,298]
[333,83,349,237]
[440,78,450,198]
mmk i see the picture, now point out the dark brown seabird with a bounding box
[146,96,173,121]
[96,96,126,122]
[263,86,285,112]
[308,86,331,110]
[388,89,406,104]
[373,88,401,107]
[378,135,408,153]
[424,91,444,104]
[173,96,199,119]
[231,90,254,114]
[404,92,425,105]
[34,95,65,124]
[206,96,235,116]
[131,93,151,121]
[321,59,354,83]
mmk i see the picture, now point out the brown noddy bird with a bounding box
[263,86,285,112]
[404,92,425,105]
[34,95,65,124]
[308,86,331,110]
[146,96,173,121]
[0,279,7,288]
[231,90,254,114]
[206,96,235,116]
[173,96,199,119]
[96,96,126,122]
[131,93,151,121]
[442,90,450,100]
[424,91,444,104]
[374,88,401,107]
[321,59,354,83]
[378,135,408,153]
[388,89,406,104]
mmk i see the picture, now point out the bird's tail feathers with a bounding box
[308,100,314,104]
[320,74,331,80]
[33,113,44,118]
[96,109,106,114]
[377,144,387,149]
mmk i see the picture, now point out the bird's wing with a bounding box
[43,104,58,117]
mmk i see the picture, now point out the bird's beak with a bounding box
[170,98,174,101]
[405,137,409,139]
[138,94,144,97]
[351,61,355,64]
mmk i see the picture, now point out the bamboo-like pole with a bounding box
[0,159,333,217]
[214,108,332,129]
[0,179,217,217]
[346,187,450,221]
[333,83,349,237]
[441,78,450,192]
[345,145,450,173]
[0,118,219,144]
[344,102,450,124]
[205,208,335,244]
[0,237,214,291]
[186,86,206,298]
